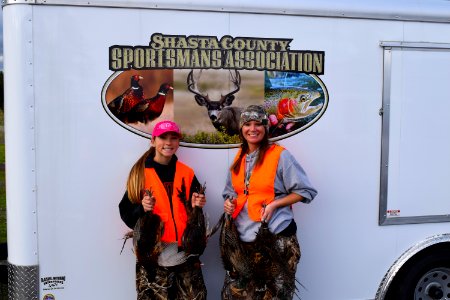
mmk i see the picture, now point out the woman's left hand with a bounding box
[191,192,206,208]
[261,202,277,223]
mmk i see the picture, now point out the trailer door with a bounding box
[380,42,450,225]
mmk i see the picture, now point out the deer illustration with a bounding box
[187,70,243,136]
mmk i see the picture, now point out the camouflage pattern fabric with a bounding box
[136,258,206,300]
[221,234,301,300]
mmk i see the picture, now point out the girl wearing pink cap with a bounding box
[119,120,207,300]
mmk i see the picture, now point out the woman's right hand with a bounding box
[224,197,236,215]
[142,194,156,212]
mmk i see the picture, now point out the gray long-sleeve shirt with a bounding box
[222,147,317,242]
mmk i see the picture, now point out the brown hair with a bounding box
[126,147,155,204]
[230,127,271,174]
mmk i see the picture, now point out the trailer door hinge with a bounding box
[379,107,384,116]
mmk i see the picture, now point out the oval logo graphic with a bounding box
[101,69,328,148]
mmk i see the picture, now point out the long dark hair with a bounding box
[230,127,271,174]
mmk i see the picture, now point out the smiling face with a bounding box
[241,120,267,152]
[152,132,180,164]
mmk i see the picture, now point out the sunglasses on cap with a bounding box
[240,111,269,125]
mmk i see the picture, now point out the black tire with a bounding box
[0,243,6,285]
[385,247,450,300]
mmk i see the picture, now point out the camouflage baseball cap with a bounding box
[240,105,269,128]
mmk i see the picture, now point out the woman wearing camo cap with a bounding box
[221,105,317,299]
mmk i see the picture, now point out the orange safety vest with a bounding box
[231,144,284,221]
[143,161,194,246]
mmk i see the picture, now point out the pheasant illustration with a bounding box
[129,83,173,124]
[107,75,144,123]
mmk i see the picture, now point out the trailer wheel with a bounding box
[414,268,450,300]
[386,247,450,300]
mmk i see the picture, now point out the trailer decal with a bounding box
[101,69,328,147]
[41,276,66,291]
[102,34,328,148]
[109,33,325,74]
[386,209,401,217]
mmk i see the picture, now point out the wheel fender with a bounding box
[375,233,450,299]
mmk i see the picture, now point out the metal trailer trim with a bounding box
[379,45,392,226]
[3,3,40,298]
[2,0,450,23]
[375,233,450,299]
[8,264,39,300]
[378,41,450,226]
[380,41,450,49]
[4,5,40,261]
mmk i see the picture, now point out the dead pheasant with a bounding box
[252,220,277,280]
[219,213,252,280]
[179,181,208,256]
[121,189,164,266]
[251,217,304,299]
[217,204,304,299]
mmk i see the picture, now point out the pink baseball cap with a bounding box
[152,120,182,138]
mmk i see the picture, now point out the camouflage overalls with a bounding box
[221,234,301,300]
[136,257,206,300]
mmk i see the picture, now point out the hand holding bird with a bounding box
[224,197,236,215]
[260,201,277,223]
[191,193,206,208]
[142,190,156,212]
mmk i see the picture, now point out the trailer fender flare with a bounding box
[375,233,450,299]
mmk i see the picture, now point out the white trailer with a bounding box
[3,0,450,299]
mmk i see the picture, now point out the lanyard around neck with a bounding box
[244,153,255,195]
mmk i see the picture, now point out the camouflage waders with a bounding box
[136,257,206,300]
[221,234,301,300]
